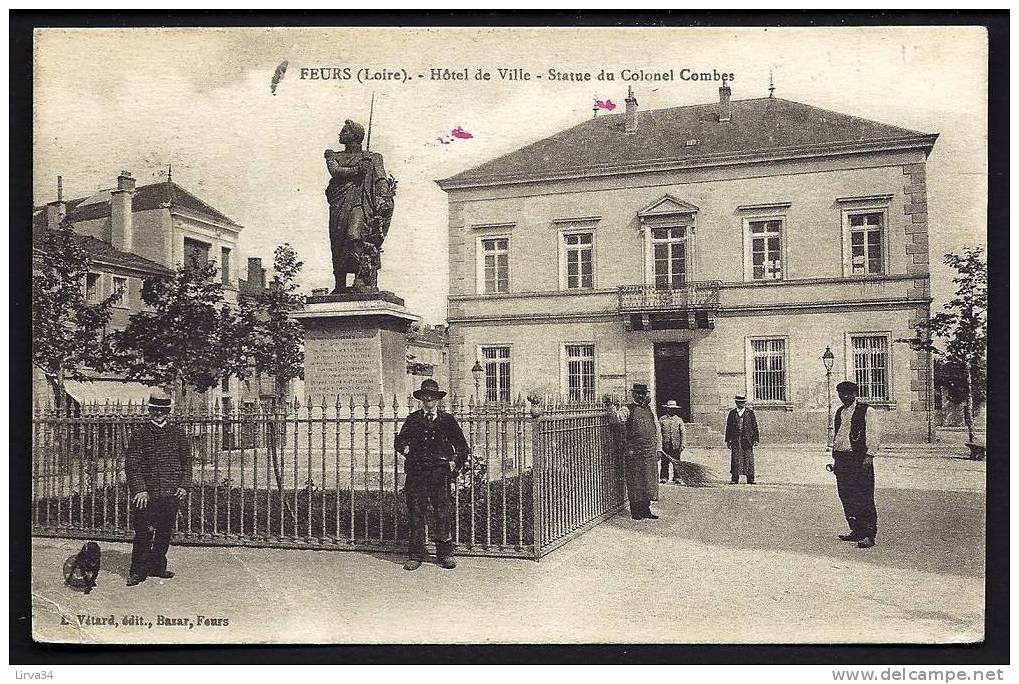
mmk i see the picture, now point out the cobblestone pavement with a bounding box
[31,445,985,645]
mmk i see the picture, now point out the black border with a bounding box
[10,10,1009,666]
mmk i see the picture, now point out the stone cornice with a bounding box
[447,297,929,326]
[169,205,243,233]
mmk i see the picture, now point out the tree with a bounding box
[32,221,116,412]
[111,259,253,405]
[239,243,305,518]
[243,243,305,402]
[907,248,987,446]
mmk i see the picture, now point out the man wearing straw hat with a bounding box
[659,400,687,484]
[124,392,191,586]
[395,379,471,571]
[725,394,760,484]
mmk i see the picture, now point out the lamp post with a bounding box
[822,346,835,448]
[471,360,484,405]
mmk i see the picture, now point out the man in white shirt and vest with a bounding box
[831,380,883,549]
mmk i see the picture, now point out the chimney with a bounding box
[718,77,732,123]
[624,86,639,135]
[247,257,266,291]
[110,170,135,252]
[44,175,67,230]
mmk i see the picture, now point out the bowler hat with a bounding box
[836,380,859,394]
[631,383,649,393]
[413,379,447,401]
[147,393,172,410]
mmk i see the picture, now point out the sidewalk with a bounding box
[31,445,985,645]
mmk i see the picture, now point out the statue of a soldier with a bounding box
[324,119,397,293]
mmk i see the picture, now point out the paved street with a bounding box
[31,444,985,645]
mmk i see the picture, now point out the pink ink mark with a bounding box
[595,99,617,111]
[450,126,474,140]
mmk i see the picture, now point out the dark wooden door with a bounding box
[654,342,691,421]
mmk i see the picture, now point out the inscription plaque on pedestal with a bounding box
[295,294,417,403]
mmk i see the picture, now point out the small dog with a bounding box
[63,541,101,594]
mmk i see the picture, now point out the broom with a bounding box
[659,450,714,487]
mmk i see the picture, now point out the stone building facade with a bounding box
[437,87,937,442]
[32,170,255,410]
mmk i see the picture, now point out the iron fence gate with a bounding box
[31,397,625,560]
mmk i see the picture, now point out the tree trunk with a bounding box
[55,365,65,414]
[269,377,294,522]
[964,358,976,449]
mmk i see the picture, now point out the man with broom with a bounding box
[658,400,687,484]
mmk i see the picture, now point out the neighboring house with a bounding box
[31,224,172,407]
[33,170,248,410]
[437,85,937,442]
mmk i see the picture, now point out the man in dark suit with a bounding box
[831,380,883,548]
[395,379,471,571]
[124,393,191,586]
[725,394,760,484]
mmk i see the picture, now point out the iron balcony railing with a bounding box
[31,396,625,561]
[618,281,723,312]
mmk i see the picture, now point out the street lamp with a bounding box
[822,346,835,448]
[471,360,484,404]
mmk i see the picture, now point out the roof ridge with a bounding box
[438,96,938,187]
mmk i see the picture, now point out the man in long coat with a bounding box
[725,394,760,484]
[124,393,191,586]
[609,383,662,519]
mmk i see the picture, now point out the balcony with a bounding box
[618,281,722,331]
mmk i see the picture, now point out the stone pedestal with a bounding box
[294,291,418,404]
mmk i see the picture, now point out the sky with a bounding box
[33,26,988,324]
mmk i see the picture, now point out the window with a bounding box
[563,232,594,289]
[482,346,511,403]
[85,272,101,302]
[221,247,232,285]
[479,238,509,294]
[184,237,211,268]
[751,338,787,403]
[847,212,885,275]
[748,219,783,280]
[111,276,128,307]
[564,344,595,402]
[221,375,230,393]
[652,226,687,289]
[851,335,890,401]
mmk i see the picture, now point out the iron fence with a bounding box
[31,396,624,560]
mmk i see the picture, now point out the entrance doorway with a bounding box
[654,342,691,421]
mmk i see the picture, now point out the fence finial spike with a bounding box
[391,393,399,412]
[335,394,342,408]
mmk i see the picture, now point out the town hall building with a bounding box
[437,85,937,442]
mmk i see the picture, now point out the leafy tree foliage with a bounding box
[907,248,987,445]
[32,221,116,410]
[241,243,305,400]
[111,259,254,403]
